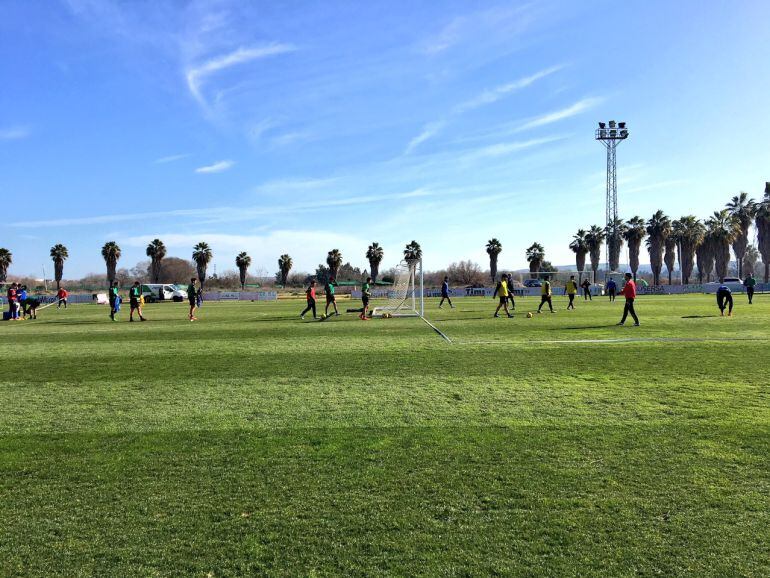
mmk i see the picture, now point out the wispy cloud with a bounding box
[9,188,433,229]
[195,160,235,174]
[0,126,30,140]
[154,153,190,164]
[404,121,446,155]
[271,131,312,148]
[404,65,563,154]
[461,136,568,162]
[455,65,563,113]
[185,43,297,108]
[516,97,604,131]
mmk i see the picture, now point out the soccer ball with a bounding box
[319,314,326,320]
[526,312,533,318]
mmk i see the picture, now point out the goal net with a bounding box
[372,259,423,317]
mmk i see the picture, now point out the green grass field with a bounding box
[2,294,768,576]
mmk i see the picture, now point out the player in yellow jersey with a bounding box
[492,274,513,318]
[537,276,555,313]
[565,275,578,310]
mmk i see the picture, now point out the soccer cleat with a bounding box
[634,322,640,326]
[616,322,624,326]
[507,314,513,318]
[494,313,500,318]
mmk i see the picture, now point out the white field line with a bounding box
[455,336,767,345]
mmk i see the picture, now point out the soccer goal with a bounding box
[372,259,424,317]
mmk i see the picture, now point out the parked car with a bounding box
[141,284,188,302]
[704,277,744,293]
[523,279,542,287]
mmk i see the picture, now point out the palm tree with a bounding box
[605,217,627,272]
[672,216,705,284]
[695,233,714,283]
[754,183,770,282]
[705,210,740,282]
[569,230,588,282]
[277,254,293,286]
[726,192,756,278]
[235,252,251,290]
[743,244,760,277]
[645,210,671,286]
[525,242,545,279]
[404,240,422,265]
[50,244,69,290]
[366,243,384,283]
[192,242,213,287]
[585,225,605,278]
[326,249,343,279]
[664,236,677,285]
[0,248,12,287]
[622,217,646,280]
[145,239,166,283]
[101,241,121,286]
[486,238,503,283]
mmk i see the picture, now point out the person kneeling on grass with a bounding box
[187,278,199,321]
[537,277,555,314]
[492,274,513,318]
[617,272,639,326]
[325,276,339,317]
[716,283,733,317]
[301,280,318,320]
[24,297,40,319]
[360,277,372,320]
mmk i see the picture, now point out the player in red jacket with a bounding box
[57,287,68,309]
[300,280,318,320]
[617,273,639,326]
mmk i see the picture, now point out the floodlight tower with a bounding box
[595,120,629,270]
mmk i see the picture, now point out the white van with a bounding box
[141,284,188,302]
[703,277,744,293]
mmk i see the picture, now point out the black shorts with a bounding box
[326,295,336,302]
[130,299,140,308]
[188,299,196,307]
[498,296,507,304]
[362,296,370,306]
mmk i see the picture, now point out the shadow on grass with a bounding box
[681,315,718,319]
[558,325,621,330]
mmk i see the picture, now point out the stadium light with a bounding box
[595,120,631,273]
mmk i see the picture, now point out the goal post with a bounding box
[371,259,423,317]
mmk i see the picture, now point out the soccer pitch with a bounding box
[2,294,768,576]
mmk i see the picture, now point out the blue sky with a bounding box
[1,0,769,278]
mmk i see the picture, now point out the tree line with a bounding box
[2,184,768,289]
[485,185,770,284]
